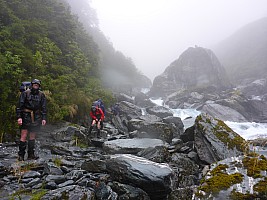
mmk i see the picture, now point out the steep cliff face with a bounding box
[149,47,231,97]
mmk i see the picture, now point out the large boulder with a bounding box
[118,101,143,119]
[106,154,174,200]
[237,79,267,98]
[201,103,247,122]
[103,138,166,154]
[146,105,173,118]
[134,92,156,108]
[149,46,231,97]
[183,113,248,164]
[110,101,143,133]
[127,119,175,143]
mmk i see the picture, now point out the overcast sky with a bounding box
[90,0,267,81]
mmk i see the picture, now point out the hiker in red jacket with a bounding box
[89,105,104,138]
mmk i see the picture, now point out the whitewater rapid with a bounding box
[150,98,267,140]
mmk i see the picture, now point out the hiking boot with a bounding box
[27,140,39,160]
[28,153,39,160]
[88,126,93,136]
[18,154,25,161]
[18,141,27,161]
[100,121,104,130]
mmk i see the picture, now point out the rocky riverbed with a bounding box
[1,93,267,199]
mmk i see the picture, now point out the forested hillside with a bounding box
[65,0,152,91]
[0,0,146,140]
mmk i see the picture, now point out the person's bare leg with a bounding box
[20,129,28,141]
[97,121,101,138]
[89,120,96,136]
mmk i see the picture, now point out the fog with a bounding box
[90,0,267,81]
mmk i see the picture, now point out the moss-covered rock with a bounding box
[253,177,267,196]
[195,154,267,199]
[197,164,243,198]
[242,152,267,178]
[194,113,249,164]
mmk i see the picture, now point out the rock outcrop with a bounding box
[181,113,248,164]
[149,46,231,97]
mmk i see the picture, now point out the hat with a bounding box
[31,79,41,86]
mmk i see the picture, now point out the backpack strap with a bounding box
[25,90,43,101]
[25,90,31,101]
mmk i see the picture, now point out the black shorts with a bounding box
[20,124,41,132]
[21,112,42,132]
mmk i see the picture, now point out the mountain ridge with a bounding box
[212,17,267,84]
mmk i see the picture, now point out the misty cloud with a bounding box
[91,0,267,81]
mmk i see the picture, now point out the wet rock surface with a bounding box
[0,92,263,200]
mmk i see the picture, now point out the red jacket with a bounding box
[90,107,104,121]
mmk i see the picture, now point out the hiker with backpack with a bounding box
[89,103,104,138]
[16,79,47,161]
[111,103,120,116]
